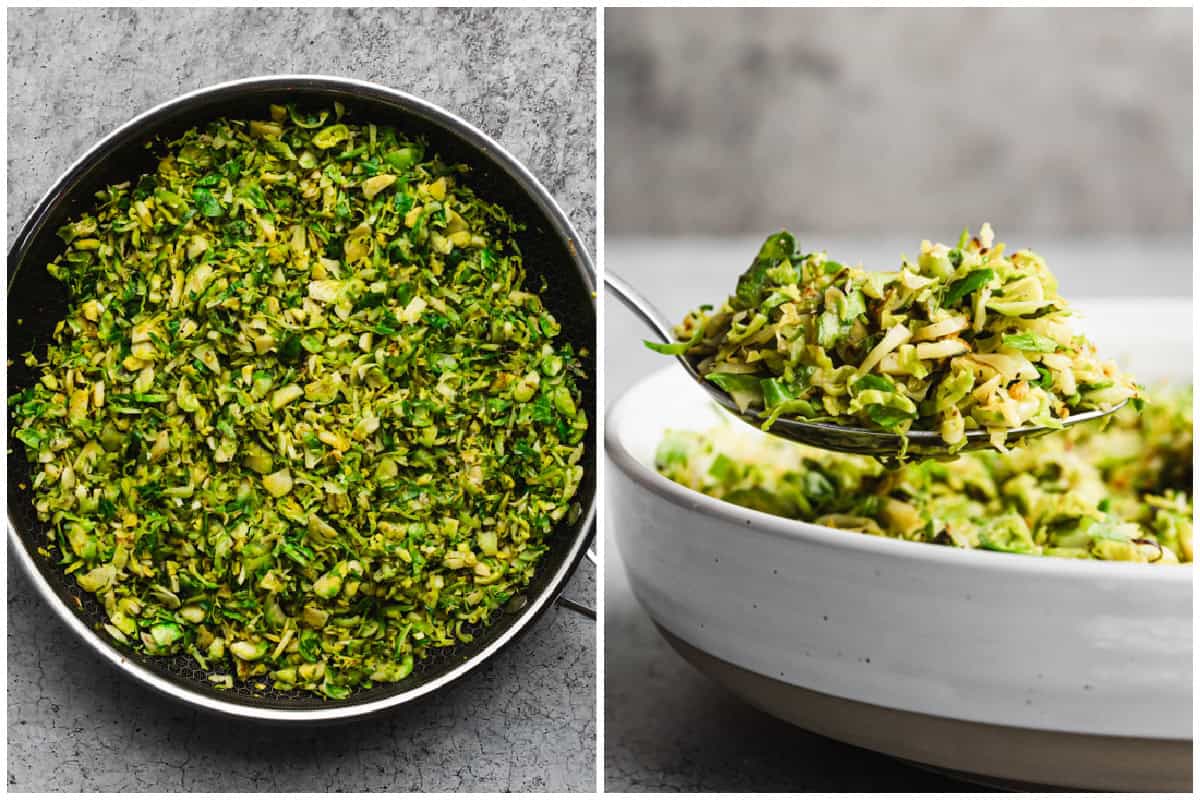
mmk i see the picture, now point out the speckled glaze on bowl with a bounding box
[605,300,1192,790]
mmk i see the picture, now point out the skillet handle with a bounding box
[554,526,596,619]
[556,592,595,620]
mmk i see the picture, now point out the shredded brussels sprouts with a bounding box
[658,224,1139,452]
[10,104,588,698]
[656,391,1191,564]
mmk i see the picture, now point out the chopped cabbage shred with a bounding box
[10,104,588,699]
[665,225,1139,452]
[656,390,1191,564]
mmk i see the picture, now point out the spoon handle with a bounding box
[604,273,676,344]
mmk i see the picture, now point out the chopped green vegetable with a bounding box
[1002,332,1061,353]
[943,268,994,306]
[192,187,223,217]
[659,224,1139,452]
[10,106,589,699]
[733,231,799,311]
[657,390,1191,564]
[644,325,702,355]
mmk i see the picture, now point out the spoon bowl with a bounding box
[605,272,1127,458]
[686,378,1125,457]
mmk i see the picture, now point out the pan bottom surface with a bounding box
[657,625,1192,793]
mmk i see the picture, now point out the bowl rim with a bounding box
[606,364,1192,586]
[7,73,597,722]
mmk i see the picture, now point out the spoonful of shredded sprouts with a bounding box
[610,224,1137,460]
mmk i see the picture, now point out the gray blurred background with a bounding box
[607,6,1191,238]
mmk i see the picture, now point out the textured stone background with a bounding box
[606,7,1191,237]
[8,6,595,251]
[7,7,596,793]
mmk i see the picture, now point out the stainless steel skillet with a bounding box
[6,75,596,723]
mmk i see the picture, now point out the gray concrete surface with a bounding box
[602,236,1190,791]
[7,7,596,793]
[8,6,596,252]
[606,7,1192,237]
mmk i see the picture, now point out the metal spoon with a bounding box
[605,271,1126,458]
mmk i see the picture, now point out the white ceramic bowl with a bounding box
[606,300,1192,790]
